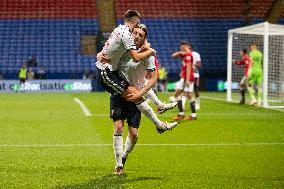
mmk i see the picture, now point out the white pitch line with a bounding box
[202,96,284,113]
[74,98,92,117]
[0,143,283,148]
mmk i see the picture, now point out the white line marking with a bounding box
[0,143,283,147]
[74,98,92,117]
[202,96,284,113]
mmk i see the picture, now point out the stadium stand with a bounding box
[0,0,282,80]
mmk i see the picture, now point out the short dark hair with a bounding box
[124,10,141,20]
[180,40,191,47]
[242,48,247,54]
[138,24,148,38]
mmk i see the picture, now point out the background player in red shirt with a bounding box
[234,48,251,104]
[171,41,197,120]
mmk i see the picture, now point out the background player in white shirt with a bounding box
[190,45,202,110]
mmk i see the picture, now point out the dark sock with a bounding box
[178,100,183,113]
[190,101,196,114]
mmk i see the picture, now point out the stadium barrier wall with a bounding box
[0,79,92,93]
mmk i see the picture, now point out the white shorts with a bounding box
[175,78,194,92]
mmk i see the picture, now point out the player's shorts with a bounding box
[20,78,26,83]
[110,95,141,128]
[175,78,194,93]
[248,70,262,86]
[97,67,129,95]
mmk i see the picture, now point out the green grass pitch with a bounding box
[0,92,283,188]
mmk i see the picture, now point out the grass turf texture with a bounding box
[0,92,283,188]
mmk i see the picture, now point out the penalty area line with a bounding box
[0,143,283,148]
[74,98,92,117]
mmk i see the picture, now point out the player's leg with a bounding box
[194,77,200,110]
[256,73,263,106]
[173,79,186,121]
[110,95,126,175]
[184,82,197,120]
[122,127,138,167]
[113,120,124,175]
[144,89,177,114]
[239,76,247,104]
[123,86,177,131]
[247,74,257,105]
[122,101,140,167]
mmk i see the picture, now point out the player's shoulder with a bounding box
[117,25,132,36]
[192,51,200,56]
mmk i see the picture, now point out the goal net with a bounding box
[227,22,284,108]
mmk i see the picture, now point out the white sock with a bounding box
[136,101,163,126]
[122,136,137,159]
[196,97,200,105]
[145,89,163,107]
[113,134,123,167]
[181,96,187,110]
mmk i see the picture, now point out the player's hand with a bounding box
[150,48,156,55]
[126,93,142,102]
[97,52,110,64]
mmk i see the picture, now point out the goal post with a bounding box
[227,22,284,108]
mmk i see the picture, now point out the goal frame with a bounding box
[227,22,284,108]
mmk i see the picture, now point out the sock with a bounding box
[181,96,187,110]
[178,100,184,113]
[248,87,256,101]
[122,136,138,159]
[113,134,123,167]
[144,89,163,107]
[190,99,196,117]
[241,89,245,102]
[136,101,163,126]
[196,97,200,105]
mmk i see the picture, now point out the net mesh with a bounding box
[231,33,284,106]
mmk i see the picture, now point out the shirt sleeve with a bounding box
[146,55,156,72]
[121,30,136,51]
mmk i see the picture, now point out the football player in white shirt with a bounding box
[107,25,177,175]
[96,10,176,132]
[190,45,202,110]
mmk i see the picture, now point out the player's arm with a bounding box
[186,63,191,85]
[96,51,110,64]
[234,57,246,65]
[128,48,156,62]
[127,70,157,102]
[122,31,155,62]
[172,51,185,58]
[140,70,157,96]
[127,56,157,101]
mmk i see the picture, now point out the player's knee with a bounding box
[128,128,138,140]
[114,124,124,135]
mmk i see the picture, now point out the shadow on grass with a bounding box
[55,174,162,189]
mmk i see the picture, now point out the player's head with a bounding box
[180,40,191,52]
[133,24,147,48]
[250,42,258,51]
[240,48,247,56]
[124,10,141,30]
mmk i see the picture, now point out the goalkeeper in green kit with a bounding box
[248,43,263,106]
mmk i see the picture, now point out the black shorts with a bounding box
[110,95,141,128]
[97,67,129,95]
[20,78,26,83]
